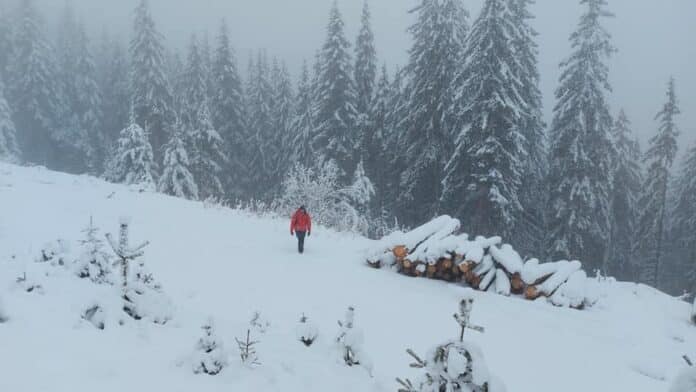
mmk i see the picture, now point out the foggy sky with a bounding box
[26,0,696,154]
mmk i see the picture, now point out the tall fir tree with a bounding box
[246,51,275,198]
[0,78,20,162]
[158,117,198,200]
[0,3,14,81]
[96,32,130,159]
[671,141,696,294]
[7,0,62,167]
[511,0,547,257]
[441,0,526,240]
[547,0,615,270]
[363,66,390,217]
[635,78,680,288]
[289,60,316,169]
[56,4,103,173]
[271,59,295,186]
[354,0,377,143]
[608,110,642,280]
[211,20,247,200]
[130,0,174,166]
[312,2,359,184]
[183,35,226,199]
[398,0,468,227]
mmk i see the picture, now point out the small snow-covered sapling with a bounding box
[454,295,485,341]
[250,311,270,333]
[297,313,318,347]
[194,319,228,375]
[236,329,260,367]
[105,217,150,298]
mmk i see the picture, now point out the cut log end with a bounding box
[393,245,408,259]
[525,285,541,300]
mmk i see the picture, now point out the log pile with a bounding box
[366,216,598,309]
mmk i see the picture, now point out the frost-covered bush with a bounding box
[296,313,318,347]
[274,162,374,235]
[193,319,228,375]
[74,217,113,284]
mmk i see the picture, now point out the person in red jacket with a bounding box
[290,206,312,254]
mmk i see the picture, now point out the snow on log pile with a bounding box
[366,216,598,309]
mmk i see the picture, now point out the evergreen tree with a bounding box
[130,0,174,165]
[109,114,156,187]
[636,78,680,288]
[183,35,226,199]
[96,32,130,159]
[441,0,526,239]
[7,0,62,166]
[672,141,696,294]
[211,20,247,200]
[289,60,315,168]
[0,78,19,162]
[511,0,547,257]
[354,0,377,120]
[246,51,275,198]
[271,59,294,184]
[56,5,103,173]
[398,0,468,226]
[0,3,14,81]
[363,66,390,217]
[312,2,359,184]
[158,118,198,200]
[608,110,642,280]
[547,0,615,270]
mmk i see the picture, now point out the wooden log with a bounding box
[393,245,408,259]
[441,258,453,270]
[426,263,437,278]
[510,272,525,294]
[458,261,474,274]
[525,285,541,300]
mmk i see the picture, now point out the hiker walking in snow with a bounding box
[290,206,312,254]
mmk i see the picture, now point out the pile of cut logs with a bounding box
[366,216,597,309]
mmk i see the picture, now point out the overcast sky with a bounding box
[28,0,696,153]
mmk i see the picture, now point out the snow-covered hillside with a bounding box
[0,162,694,392]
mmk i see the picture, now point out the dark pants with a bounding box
[296,231,306,253]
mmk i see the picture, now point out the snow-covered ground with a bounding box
[0,162,694,392]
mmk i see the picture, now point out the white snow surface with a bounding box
[0,163,694,392]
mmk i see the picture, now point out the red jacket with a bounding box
[291,209,312,234]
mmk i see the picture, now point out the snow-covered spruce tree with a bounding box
[271,59,295,187]
[336,306,370,371]
[363,66,391,220]
[346,161,376,235]
[236,329,261,367]
[511,0,547,258]
[382,67,409,217]
[158,118,199,200]
[211,20,247,201]
[55,4,103,174]
[193,318,228,375]
[608,110,642,280]
[130,0,174,164]
[312,2,359,184]
[96,33,130,165]
[0,78,20,162]
[183,35,226,200]
[396,296,505,392]
[108,114,156,188]
[441,0,526,241]
[398,0,468,227]
[636,78,680,288]
[6,0,62,167]
[547,0,615,270]
[74,217,113,284]
[672,142,696,294]
[246,51,276,199]
[354,0,377,119]
[289,60,316,169]
[0,5,13,80]
[295,313,319,347]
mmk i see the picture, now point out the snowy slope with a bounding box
[0,162,694,392]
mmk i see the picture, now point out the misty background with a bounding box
[28,0,696,150]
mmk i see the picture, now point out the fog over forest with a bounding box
[24,0,696,150]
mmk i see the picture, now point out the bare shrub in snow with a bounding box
[296,313,318,347]
[15,272,43,294]
[36,240,70,266]
[193,318,228,375]
[74,217,113,284]
[396,297,505,392]
[236,329,260,367]
[274,162,374,235]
